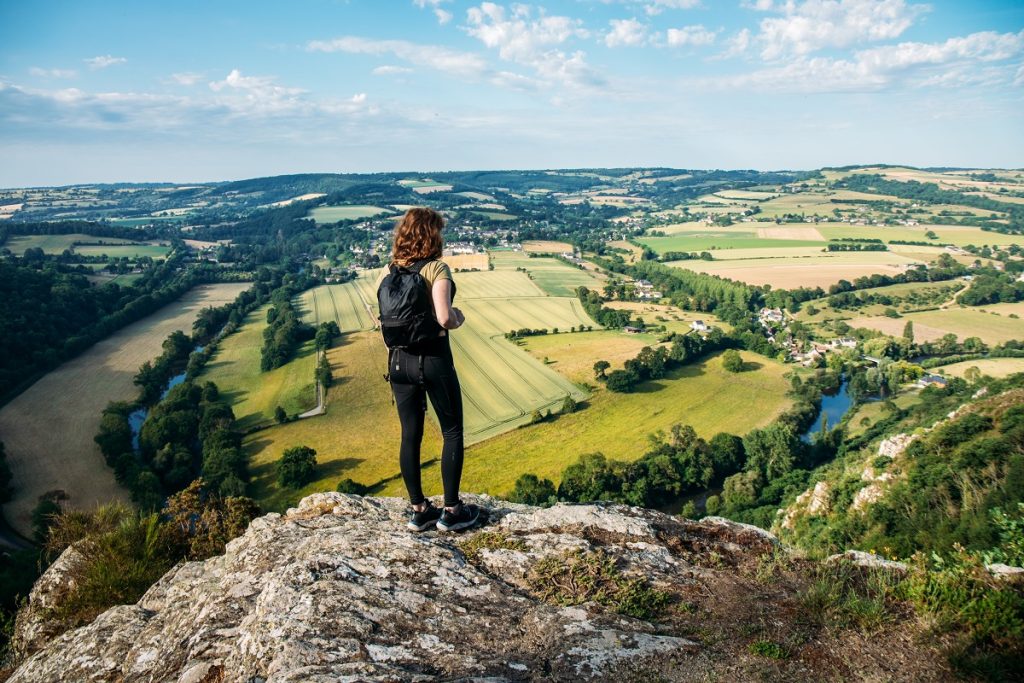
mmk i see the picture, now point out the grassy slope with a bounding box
[456,350,794,498]
[200,304,318,429]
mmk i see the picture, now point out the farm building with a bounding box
[624,326,644,334]
[691,320,709,332]
[918,374,949,388]
[759,308,785,324]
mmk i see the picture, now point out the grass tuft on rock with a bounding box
[528,549,670,620]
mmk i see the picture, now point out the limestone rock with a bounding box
[827,550,908,574]
[877,433,916,459]
[6,494,777,683]
[986,563,1024,580]
[10,542,86,662]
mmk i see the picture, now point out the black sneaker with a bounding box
[436,502,481,532]
[407,500,442,532]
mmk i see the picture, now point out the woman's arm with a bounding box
[431,278,463,329]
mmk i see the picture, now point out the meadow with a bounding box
[666,251,924,289]
[935,358,1024,379]
[454,350,795,497]
[0,283,251,536]
[848,308,1024,345]
[522,240,573,254]
[638,231,826,253]
[307,205,394,223]
[199,306,320,430]
[490,250,605,297]
[3,233,138,255]
[73,244,172,259]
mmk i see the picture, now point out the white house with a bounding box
[691,320,709,332]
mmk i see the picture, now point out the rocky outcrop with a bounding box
[779,481,830,530]
[8,493,955,682]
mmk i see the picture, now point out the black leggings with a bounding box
[388,348,464,507]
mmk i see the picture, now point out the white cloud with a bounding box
[309,36,489,78]
[707,29,1024,92]
[169,72,203,86]
[351,93,367,104]
[756,0,930,60]
[605,18,648,47]
[85,55,127,70]
[742,0,775,10]
[372,65,414,76]
[207,69,310,115]
[719,28,752,58]
[412,0,453,25]
[1016,63,1024,87]
[644,0,701,16]
[465,3,602,88]
[28,67,77,79]
[666,25,717,47]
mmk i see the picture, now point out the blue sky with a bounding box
[1,0,1022,185]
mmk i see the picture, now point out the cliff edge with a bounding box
[7,493,955,682]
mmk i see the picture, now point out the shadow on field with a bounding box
[741,361,764,372]
[316,457,365,479]
[364,457,439,495]
[246,437,274,457]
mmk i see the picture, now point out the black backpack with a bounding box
[377,260,443,350]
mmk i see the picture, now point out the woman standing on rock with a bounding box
[375,207,481,532]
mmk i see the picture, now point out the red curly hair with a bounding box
[392,207,444,265]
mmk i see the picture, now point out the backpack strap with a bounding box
[408,259,432,273]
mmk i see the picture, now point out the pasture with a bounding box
[454,351,795,497]
[666,251,924,289]
[638,231,826,253]
[848,308,1024,345]
[73,244,172,259]
[199,306,319,430]
[489,251,605,297]
[307,205,394,223]
[0,283,251,537]
[522,240,573,254]
[815,222,1022,247]
[936,358,1024,379]
[3,233,137,255]
[443,253,489,271]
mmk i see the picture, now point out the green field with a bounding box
[110,216,186,227]
[456,350,795,497]
[638,232,825,253]
[307,205,394,223]
[73,244,172,259]
[3,233,138,255]
[200,304,319,429]
[297,283,375,331]
[845,389,922,438]
[469,210,517,221]
[489,250,605,297]
[816,223,1022,247]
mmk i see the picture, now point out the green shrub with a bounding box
[748,640,788,659]
[277,446,317,488]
